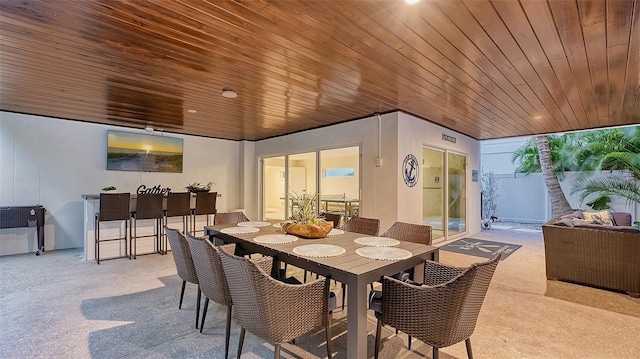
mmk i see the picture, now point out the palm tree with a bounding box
[535,135,573,217]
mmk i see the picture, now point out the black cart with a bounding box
[0,205,46,255]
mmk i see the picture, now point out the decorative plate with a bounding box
[327,228,345,236]
[354,236,400,247]
[253,234,298,244]
[220,226,260,235]
[237,221,271,227]
[292,244,346,258]
[355,247,412,260]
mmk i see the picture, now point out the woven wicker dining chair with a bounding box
[342,215,380,236]
[219,249,334,359]
[335,215,381,310]
[165,227,201,329]
[320,212,342,230]
[376,221,434,347]
[185,234,236,359]
[371,254,501,359]
[213,211,250,225]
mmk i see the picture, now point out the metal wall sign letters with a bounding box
[137,184,172,195]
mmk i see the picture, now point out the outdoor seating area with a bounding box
[542,211,640,297]
[2,1,639,358]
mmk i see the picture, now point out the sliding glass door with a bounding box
[262,146,359,224]
[423,147,467,240]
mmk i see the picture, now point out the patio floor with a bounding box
[1,227,638,358]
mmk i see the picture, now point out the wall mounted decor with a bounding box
[107,130,183,173]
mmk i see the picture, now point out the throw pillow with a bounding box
[572,218,595,226]
[583,210,614,226]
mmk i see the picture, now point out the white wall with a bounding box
[480,136,530,174]
[255,112,481,237]
[0,112,243,255]
[397,113,481,236]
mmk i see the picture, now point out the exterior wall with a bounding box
[397,113,481,237]
[255,112,482,237]
[0,112,242,256]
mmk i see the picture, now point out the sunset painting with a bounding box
[107,131,183,173]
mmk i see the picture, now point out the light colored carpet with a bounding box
[0,228,638,358]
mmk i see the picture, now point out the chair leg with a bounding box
[237,328,245,359]
[179,281,186,309]
[200,298,209,333]
[325,322,333,359]
[225,305,232,359]
[341,283,346,311]
[433,347,439,359]
[195,286,201,329]
[274,343,280,359]
[465,338,473,359]
[95,217,100,265]
[374,317,382,359]
[408,335,412,350]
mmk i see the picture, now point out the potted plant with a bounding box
[185,181,214,193]
[102,186,117,193]
[281,192,333,238]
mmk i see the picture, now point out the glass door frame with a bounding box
[423,146,468,241]
[260,145,361,221]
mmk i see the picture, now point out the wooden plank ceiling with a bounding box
[1,0,638,141]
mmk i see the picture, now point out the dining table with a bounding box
[206,222,439,359]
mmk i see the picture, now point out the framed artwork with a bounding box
[107,130,183,173]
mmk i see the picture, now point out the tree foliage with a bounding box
[511,126,640,210]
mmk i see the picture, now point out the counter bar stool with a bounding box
[130,193,164,259]
[192,192,217,236]
[164,192,192,252]
[95,193,131,264]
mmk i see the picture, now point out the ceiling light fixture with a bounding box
[222,88,238,98]
[533,115,543,120]
[187,109,197,113]
[405,0,420,4]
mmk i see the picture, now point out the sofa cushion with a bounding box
[584,210,614,226]
[612,212,632,227]
[560,210,584,220]
[554,218,575,227]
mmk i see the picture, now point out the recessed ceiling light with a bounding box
[187,109,197,113]
[222,88,238,98]
[533,115,543,120]
[405,0,420,4]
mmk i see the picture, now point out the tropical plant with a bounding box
[572,174,640,209]
[569,126,640,208]
[481,169,499,220]
[511,126,640,215]
[288,191,324,224]
[185,181,214,193]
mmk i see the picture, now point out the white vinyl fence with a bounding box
[491,171,639,223]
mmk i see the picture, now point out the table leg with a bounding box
[346,276,368,359]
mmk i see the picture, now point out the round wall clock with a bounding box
[402,154,419,187]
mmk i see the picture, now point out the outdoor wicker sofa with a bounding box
[542,211,640,297]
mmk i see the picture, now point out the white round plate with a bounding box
[327,228,345,236]
[354,236,400,247]
[237,221,271,227]
[292,244,346,258]
[253,234,298,244]
[355,247,412,260]
[220,226,260,235]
